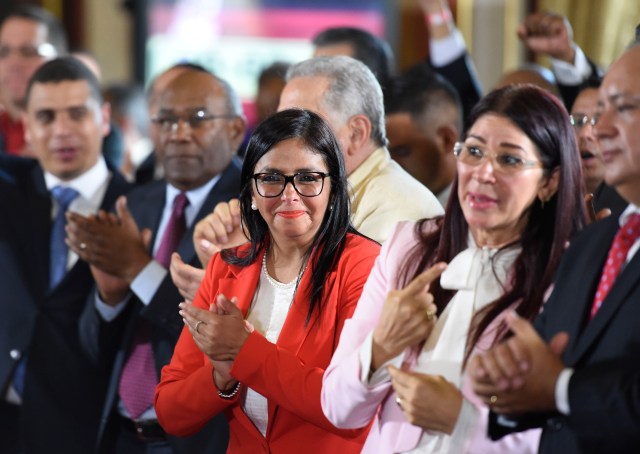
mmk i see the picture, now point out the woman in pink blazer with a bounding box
[322,86,587,453]
[155,109,380,453]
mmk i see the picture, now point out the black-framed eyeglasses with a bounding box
[453,142,543,175]
[569,114,597,129]
[253,172,331,198]
[152,109,236,132]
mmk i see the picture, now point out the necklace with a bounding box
[262,250,307,289]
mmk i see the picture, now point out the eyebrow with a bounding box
[257,167,322,174]
[466,134,526,152]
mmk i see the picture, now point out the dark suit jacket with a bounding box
[592,182,627,218]
[80,158,242,453]
[431,53,483,129]
[0,155,131,453]
[490,214,640,453]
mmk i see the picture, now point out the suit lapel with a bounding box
[216,259,261,316]
[27,165,53,297]
[565,218,633,364]
[570,244,640,363]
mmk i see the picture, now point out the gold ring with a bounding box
[426,309,436,321]
[490,395,498,404]
[195,320,203,334]
[79,242,87,250]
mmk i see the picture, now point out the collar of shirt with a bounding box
[618,203,640,227]
[43,157,111,216]
[617,203,640,265]
[347,147,389,193]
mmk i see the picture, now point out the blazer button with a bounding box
[9,349,21,360]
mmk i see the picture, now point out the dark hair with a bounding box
[312,27,393,94]
[399,85,586,363]
[386,62,463,133]
[25,56,102,105]
[1,5,68,56]
[103,83,149,136]
[258,61,290,86]
[222,108,355,324]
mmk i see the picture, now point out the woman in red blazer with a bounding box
[154,109,380,453]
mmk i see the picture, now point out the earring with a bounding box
[251,201,257,211]
[540,197,546,209]
[328,204,334,212]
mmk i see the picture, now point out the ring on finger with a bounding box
[395,396,403,408]
[194,320,204,334]
[79,242,87,251]
[426,308,436,321]
[490,395,498,405]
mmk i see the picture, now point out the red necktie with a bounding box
[590,213,640,319]
[155,192,189,268]
[119,192,189,419]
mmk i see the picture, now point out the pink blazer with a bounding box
[321,221,541,453]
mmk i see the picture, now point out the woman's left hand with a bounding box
[389,366,463,434]
[179,294,250,362]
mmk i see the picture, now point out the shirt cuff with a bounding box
[555,367,574,415]
[94,289,130,322]
[130,260,168,305]
[550,45,592,85]
[430,29,467,67]
[359,331,405,386]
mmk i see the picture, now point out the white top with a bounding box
[241,255,299,436]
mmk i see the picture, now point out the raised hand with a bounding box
[585,193,612,224]
[470,311,568,414]
[517,12,575,63]
[389,366,462,434]
[371,263,447,371]
[169,252,205,304]
[193,199,247,267]
[66,195,153,282]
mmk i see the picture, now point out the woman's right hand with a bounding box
[371,263,447,371]
[193,199,248,267]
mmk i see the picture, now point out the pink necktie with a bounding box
[590,213,640,319]
[119,192,189,419]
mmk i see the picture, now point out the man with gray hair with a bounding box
[194,55,442,258]
[277,55,443,242]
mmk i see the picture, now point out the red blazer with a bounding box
[155,233,380,453]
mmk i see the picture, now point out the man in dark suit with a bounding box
[66,68,244,453]
[0,58,131,453]
[470,43,640,453]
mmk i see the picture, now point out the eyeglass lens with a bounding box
[254,172,327,197]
